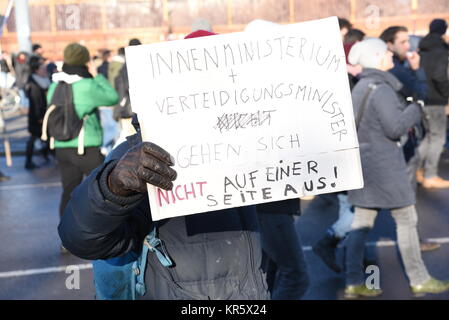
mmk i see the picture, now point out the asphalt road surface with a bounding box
[1,153,448,300]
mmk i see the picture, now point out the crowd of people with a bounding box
[0,16,448,300]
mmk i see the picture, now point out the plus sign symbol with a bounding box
[228,69,238,83]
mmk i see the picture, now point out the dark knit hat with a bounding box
[129,38,142,46]
[429,19,448,35]
[63,43,90,66]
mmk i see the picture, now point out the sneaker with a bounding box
[300,195,315,201]
[411,277,449,297]
[60,245,69,254]
[422,176,449,189]
[344,284,382,299]
[312,232,342,273]
[25,162,39,170]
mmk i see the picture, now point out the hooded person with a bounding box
[47,43,118,253]
[343,38,449,298]
[57,31,270,300]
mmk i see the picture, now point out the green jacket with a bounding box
[47,73,119,149]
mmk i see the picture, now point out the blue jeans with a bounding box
[18,88,29,108]
[257,211,309,299]
[99,107,119,155]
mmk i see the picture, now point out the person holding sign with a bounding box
[344,38,449,298]
[58,30,270,300]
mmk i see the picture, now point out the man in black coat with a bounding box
[417,19,449,189]
[25,56,51,169]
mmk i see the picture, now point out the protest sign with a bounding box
[125,16,363,221]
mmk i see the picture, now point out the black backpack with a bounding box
[41,82,88,154]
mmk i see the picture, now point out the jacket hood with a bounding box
[359,68,403,92]
[51,72,83,84]
[419,33,449,51]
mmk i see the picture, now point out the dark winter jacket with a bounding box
[58,133,269,300]
[14,54,30,89]
[256,199,300,215]
[25,75,48,137]
[347,69,422,209]
[419,33,449,105]
[389,55,427,101]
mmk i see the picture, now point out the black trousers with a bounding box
[26,135,50,164]
[55,147,104,217]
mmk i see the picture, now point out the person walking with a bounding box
[417,19,449,188]
[25,56,51,169]
[380,25,441,251]
[343,38,449,299]
[14,52,30,110]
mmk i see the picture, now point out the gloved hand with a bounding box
[108,142,177,197]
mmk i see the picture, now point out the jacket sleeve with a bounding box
[58,143,153,260]
[87,74,119,109]
[374,85,422,140]
[29,83,47,120]
[432,54,449,100]
[390,64,428,101]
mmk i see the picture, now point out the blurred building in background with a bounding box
[0,0,448,60]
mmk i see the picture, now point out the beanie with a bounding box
[429,19,448,35]
[63,43,90,66]
[244,19,281,33]
[348,38,387,69]
[191,18,213,33]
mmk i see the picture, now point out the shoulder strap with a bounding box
[355,83,378,131]
[133,222,173,298]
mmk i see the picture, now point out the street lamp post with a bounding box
[14,0,32,53]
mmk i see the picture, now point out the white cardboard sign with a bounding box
[125,16,363,221]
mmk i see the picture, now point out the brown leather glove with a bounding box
[108,142,177,197]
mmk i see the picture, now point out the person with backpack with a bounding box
[46,43,118,252]
[24,56,51,169]
[343,38,449,299]
[58,31,270,300]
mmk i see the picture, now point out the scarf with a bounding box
[31,74,51,89]
[62,63,93,78]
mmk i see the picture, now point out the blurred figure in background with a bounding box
[97,49,112,79]
[14,52,30,110]
[32,44,44,58]
[108,47,125,88]
[417,19,449,188]
[25,56,51,170]
[113,38,142,146]
[0,111,10,181]
[338,17,352,40]
[0,51,14,92]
